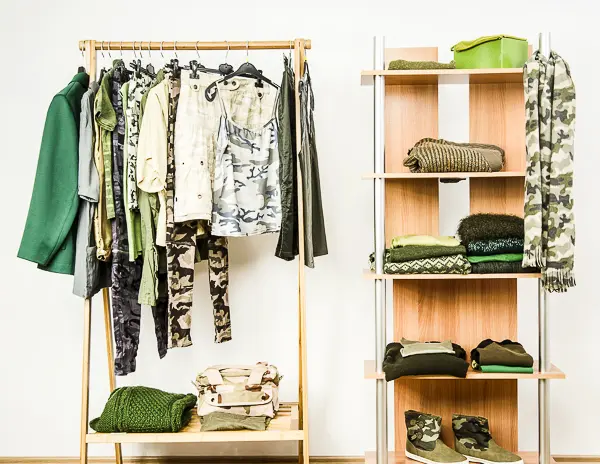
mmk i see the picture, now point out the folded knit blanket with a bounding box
[467,237,524,256]
[471,261,537,274]
[383,341,468,381]
[467,253,523,263]
[389,245,466,263]
[90,386,197,433]
[388,59,456,70]
[457,213,524,246]
[391,234,460,248]
[403,138,505,174]
[370,253,471,275]
[471,339,534,369]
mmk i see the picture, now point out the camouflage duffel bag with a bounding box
[194,363,281,418]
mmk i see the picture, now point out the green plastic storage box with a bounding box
[451,35,528,69]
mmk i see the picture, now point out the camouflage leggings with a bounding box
[166,77,231,348]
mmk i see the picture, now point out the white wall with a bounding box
[0,0,597,458]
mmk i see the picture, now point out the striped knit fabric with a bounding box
[403,138,505,173]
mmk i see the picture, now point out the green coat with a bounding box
[18,72,90,274]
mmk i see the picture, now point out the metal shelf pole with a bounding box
[373,35,388,464]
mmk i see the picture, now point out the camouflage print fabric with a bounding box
[206,235,231,343]
[405,410,442,451]
[110,73,144,376]
[211,87,282,237]
[523,51,576,292]
[452,414,491,451]
[126,73,152,210]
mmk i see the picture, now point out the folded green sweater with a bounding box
[388,59,456,70]
[90,386,197,433]
[467,253,523,263]
[479,365,534,374]
[389,245,466,263]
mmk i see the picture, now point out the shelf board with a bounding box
[365,451,554,464]
[364,360,565,380]
[363,171,525,180]
[86,403,302,444]
[361,68,523,85]
[364,270,542,280]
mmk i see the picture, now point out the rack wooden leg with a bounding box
[102,288,123,464]
[80,298,92,464]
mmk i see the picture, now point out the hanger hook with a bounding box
[195,41,201,59]
[132,41,138,60]
[174,41,178,60]
[246,40,249,63]
[107,42,112,60]
[225,40,230,61]
[160,41,164,59]
[100,40,105,59]
[147,41,151,59]
[139,41,143,61]
[119,41,123,57]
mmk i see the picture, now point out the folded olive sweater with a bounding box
[388,245,466,263]
[471,339,534,369]
[457,213,524,246]
[90,386,197,433]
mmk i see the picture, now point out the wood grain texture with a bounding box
[364,171,524,179]
[384,179,439,247]
[80,298,92,464]
[470,83,525,171]
[365,448,548,463]
[80,40,312,51]
[361,68,523,85]
[384,48,438,173]
[392,279,518,452]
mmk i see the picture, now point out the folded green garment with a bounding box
[370,253,471,275]
[90,386,197,433]
[200,412,270,431]
[471,261,537,274]
[457,213,524,246]
[388,245,466,263]
[400,338,455,357]
[451,35,527,52]
[471,339,534,368]
[467,238,524,256]
[388,59,455,70]
[391,234,460,248]
[479,365,534,374]
[467,253,523,263]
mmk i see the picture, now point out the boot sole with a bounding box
[466,457,524,464]
[406,450,469,464]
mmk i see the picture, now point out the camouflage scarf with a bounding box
[523,51,576,292]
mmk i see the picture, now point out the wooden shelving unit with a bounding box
[365,451,551,464]
[364,37,562,464]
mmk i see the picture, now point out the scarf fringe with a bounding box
[542,267,576,293]
[522,247,544,269]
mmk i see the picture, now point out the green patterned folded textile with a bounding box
[403,138,505,173]
[391,234,460,248]
[467,238,524,256]
[471,261,537,274]
[370,253,471,275]
[467,253,523,263]
[200,412,270,431]
[478,365,534,374]
[389,245,466,263]
[90,386,197,433]
[388,59,455,70]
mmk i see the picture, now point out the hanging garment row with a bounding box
[18,50,328,375]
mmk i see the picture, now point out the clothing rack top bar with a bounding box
[79,40,311,51]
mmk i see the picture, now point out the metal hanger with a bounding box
[187,41,221,79]
[165,40,181,78]
[78,44,86,73]
[219,40,234,76]
[205,40,279,101]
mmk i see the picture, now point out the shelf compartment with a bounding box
[365,451,554,464]
[364,360,565,380]
[363,171,525,180]
[86,403,302,444]
[361,68,523,85]
[364,270,541,280]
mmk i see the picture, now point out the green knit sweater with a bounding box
[90,386,197,433]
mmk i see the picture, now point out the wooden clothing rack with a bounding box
[78,38,311,464]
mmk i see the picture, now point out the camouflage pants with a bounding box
[166,77,232,348]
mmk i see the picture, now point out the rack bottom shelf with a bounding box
[86,402,302,443]
[366,451,556,464]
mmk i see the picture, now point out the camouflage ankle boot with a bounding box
[405,410,468,464]
[452,414,523,464]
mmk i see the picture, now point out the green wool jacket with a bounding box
[18,72,90,275]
